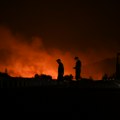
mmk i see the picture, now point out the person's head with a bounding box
[74,56,79,61]
[56,59,61,64]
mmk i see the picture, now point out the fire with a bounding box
[0,27,74,79]
[0,26,114,80]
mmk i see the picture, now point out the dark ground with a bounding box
[1,78,120,113]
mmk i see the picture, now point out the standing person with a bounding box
[56,59,64,81]
[73,57,81,81]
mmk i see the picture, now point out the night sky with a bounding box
[0,0,120,79]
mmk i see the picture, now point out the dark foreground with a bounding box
[1,77,120,112]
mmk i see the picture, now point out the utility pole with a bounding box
[116,53,120,80]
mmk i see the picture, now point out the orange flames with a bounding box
[0,27,113,80]
[0,27,75,79]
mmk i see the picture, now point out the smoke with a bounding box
[0,26,116,80]
[0,27,77,78]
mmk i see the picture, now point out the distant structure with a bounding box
[34,74,52,81]
[116,53,120,80]
[102,73,108,81]
[64,74,73,81]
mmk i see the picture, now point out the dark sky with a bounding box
[0,0,120,55]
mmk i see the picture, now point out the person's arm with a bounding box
[73,62,77,69]
[73,64,76,69]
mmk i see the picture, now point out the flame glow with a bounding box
[0,27,115,80]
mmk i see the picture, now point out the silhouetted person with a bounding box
[56,59,64,81]
[73,57,81,81]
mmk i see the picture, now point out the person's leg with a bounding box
[76,71,80,81]
[58,74,63,81]
[75,72,77,81]
[75,75,78,81]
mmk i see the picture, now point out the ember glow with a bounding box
[0,27,115,80]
